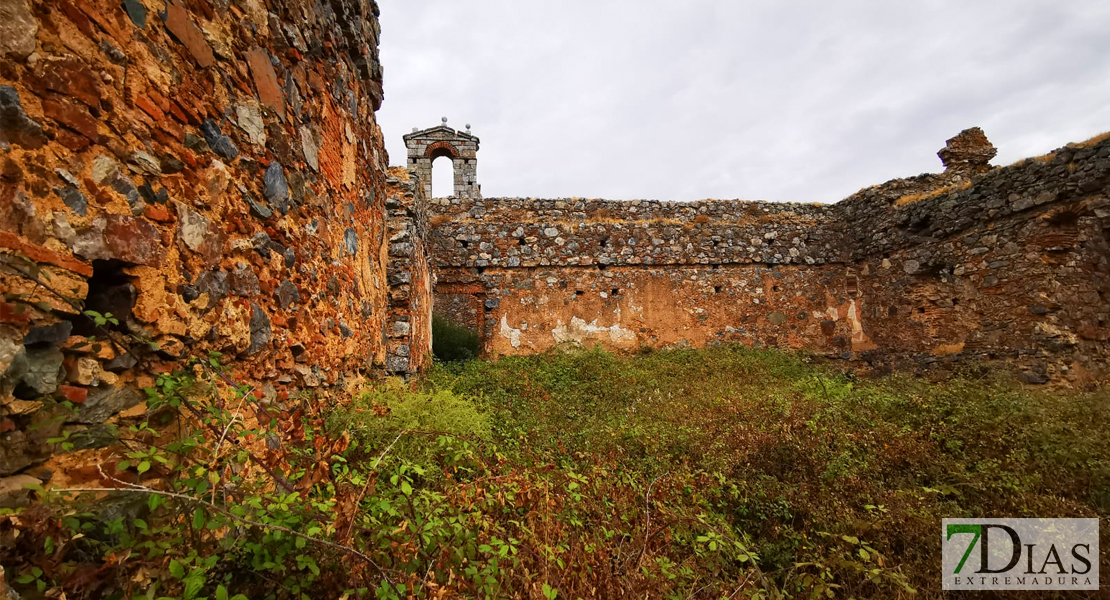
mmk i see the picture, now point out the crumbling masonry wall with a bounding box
[429,131,1110,386]
[0,0,429,501]
[384,167,433,374]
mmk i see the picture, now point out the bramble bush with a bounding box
[1,344,1107,599]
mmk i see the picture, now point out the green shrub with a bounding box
[431,314,480,362]
[327,377,489,468]
[6,344,1107,600]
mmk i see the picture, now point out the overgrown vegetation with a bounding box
[2,345,1107,599]
[431,314,480,362]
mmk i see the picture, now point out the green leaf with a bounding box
[217,585,229,600]
[401,481,413,496]
[137,461,151,474]
[183,575,203,600]
[168,559,185,579]
[841,535,860,545]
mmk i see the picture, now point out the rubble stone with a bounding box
[0,0,36,60]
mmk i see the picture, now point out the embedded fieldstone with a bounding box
[130,151,162,175]
[230,263,259,297]
[293,364,320,387]
[179,284,199,303]
[104,352,138,372]
[154,335,185,359]
[67,357,100,386]
[245,191,274,220]
[91,156,144,214]
[0,86,47,149]
[300,125,320,171]
[251,231,272,257]
[194,269,230,305]
[264,162,291,214]
[246,48,285,120]
[176,203,225,267]
[17,347,64,397]
[0,327,23,375]
[57,184,87,216]
[35,59,102,109]
[42,98,99,143]
[275,279,300,309]
[287,170,306,205]
[344,228,358,255]
[73,215,165,266]
[767,311,787,326]
[284,248,296,268]
[123,0,147,28]
[23,321,73,346]
[236,103,266,146]
[0,0,36,59]
[160,154,185,174]
[200,119,239,160]
[73,385,142,424]
[246,303,271,355]
[386,355,409,373]
[162,0,216,67]
[138,183,169,205]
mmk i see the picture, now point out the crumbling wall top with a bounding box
[938,127,997,176]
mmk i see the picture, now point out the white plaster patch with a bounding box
[552,317,636,345]
[500,315,522,348]
[847,300,864,343]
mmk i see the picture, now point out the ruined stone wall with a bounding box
[437,263,868,357]
[429,133,1110,385]
[384,167,433,374]
[430,197,844,268]
[841,137,1110,385]
[430,197,862,356]
[0,0,396,497]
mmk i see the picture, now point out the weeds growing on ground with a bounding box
[2,345,1107,599]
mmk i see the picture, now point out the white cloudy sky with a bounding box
[376,1,1110,203]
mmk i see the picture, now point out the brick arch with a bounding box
[425,141,460,160]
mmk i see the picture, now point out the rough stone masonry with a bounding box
[0,0,435,503]
[425,126,1110,387]
[0,0,1108,510]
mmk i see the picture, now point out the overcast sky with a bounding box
[376,1,1110,203]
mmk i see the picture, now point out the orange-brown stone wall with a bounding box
[0,0,397,490]
[430,135,1110,386]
